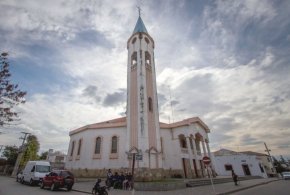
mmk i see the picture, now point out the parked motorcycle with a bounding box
[92,179,109,195]
[92,186,109,195]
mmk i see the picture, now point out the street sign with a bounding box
[135,154,143,160]
[202,156,211,165]
[127,153,143,160]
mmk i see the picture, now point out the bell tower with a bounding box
[126,14,162,169]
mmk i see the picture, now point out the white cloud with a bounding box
[0,0,289,158]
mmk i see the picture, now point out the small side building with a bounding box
[47,149,67,170]
[213,149,275,178]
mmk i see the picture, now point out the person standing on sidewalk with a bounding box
[232,170,238,186]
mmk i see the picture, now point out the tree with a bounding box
[20,135,40,168]
[0,52,26,126]
[273,156,287,173]
[2,145,18,165]
[39,151,48,160]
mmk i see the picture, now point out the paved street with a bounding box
[0,176,83,195]
[73,177,280,195]
[234,179,290,195]
[0,175,283,195]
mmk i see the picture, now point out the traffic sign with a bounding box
[202,156,211,165]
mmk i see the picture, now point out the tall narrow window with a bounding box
[77,139,82,155]
[95,137,101,154]
[111,136,118,153]
[70,141,75,156]
[148,97,153,112]
[179,134,187,148]
[145,51,151,65]
[131,52,137,66]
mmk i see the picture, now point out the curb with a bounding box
[72,189,91,194]
[216,179,279,195]
[72,179,279,195]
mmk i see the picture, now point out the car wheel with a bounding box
[29,179,34,186]
[40,182,44,189]
[20,177,24,184]
[67,185,72,191]
[50,183,56,191]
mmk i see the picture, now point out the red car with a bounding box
[40,170,74,191]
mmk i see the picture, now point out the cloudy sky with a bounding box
[0,0,289,158]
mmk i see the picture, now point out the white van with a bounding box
[22,161,51,185]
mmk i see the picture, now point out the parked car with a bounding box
[282,172,290,180]
[40,170,74,191]
[22,161,51,185]
[16,171,23,182]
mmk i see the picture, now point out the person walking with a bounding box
[231,170,238,186]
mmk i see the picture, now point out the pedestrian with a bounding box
[231,170,238,186]
[106,169,113,187]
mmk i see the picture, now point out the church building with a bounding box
[65,14,214,180]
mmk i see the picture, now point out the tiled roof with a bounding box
[70,116,210,135]
[160,117,210,133]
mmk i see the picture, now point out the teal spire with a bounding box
[133,16,148,34]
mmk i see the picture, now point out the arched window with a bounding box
[148,97,153,112]
[132,37,137,44]
[145,37,150,44]
[111,136,118,153]
[95,137,101,154]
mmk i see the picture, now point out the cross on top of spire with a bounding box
[137,6,141,17]
[132,4,148,34]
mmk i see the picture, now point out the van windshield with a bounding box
[36,165,50,173]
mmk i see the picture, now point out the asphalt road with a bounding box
[0,176,83,195]
[234,179,290,195]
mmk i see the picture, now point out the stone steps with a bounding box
[186,176,262,187]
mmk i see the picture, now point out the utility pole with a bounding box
[264,142,277,176]
[11,132,30,177]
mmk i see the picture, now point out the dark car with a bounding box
[40,170,74,191]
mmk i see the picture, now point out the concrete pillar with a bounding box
[201,138,207,157]
[186,131,195,178]
[192,137,202,177]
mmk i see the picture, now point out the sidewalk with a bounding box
[73,177,279,195]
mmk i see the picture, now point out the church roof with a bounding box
[133,16,148,34]
[159,117,210,133]
[70,116,210,135]
[239,151,268,156]
[69,117,126,136]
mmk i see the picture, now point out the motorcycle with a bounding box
[92,185,109,195]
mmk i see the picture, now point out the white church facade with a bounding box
[65,15,214,180]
